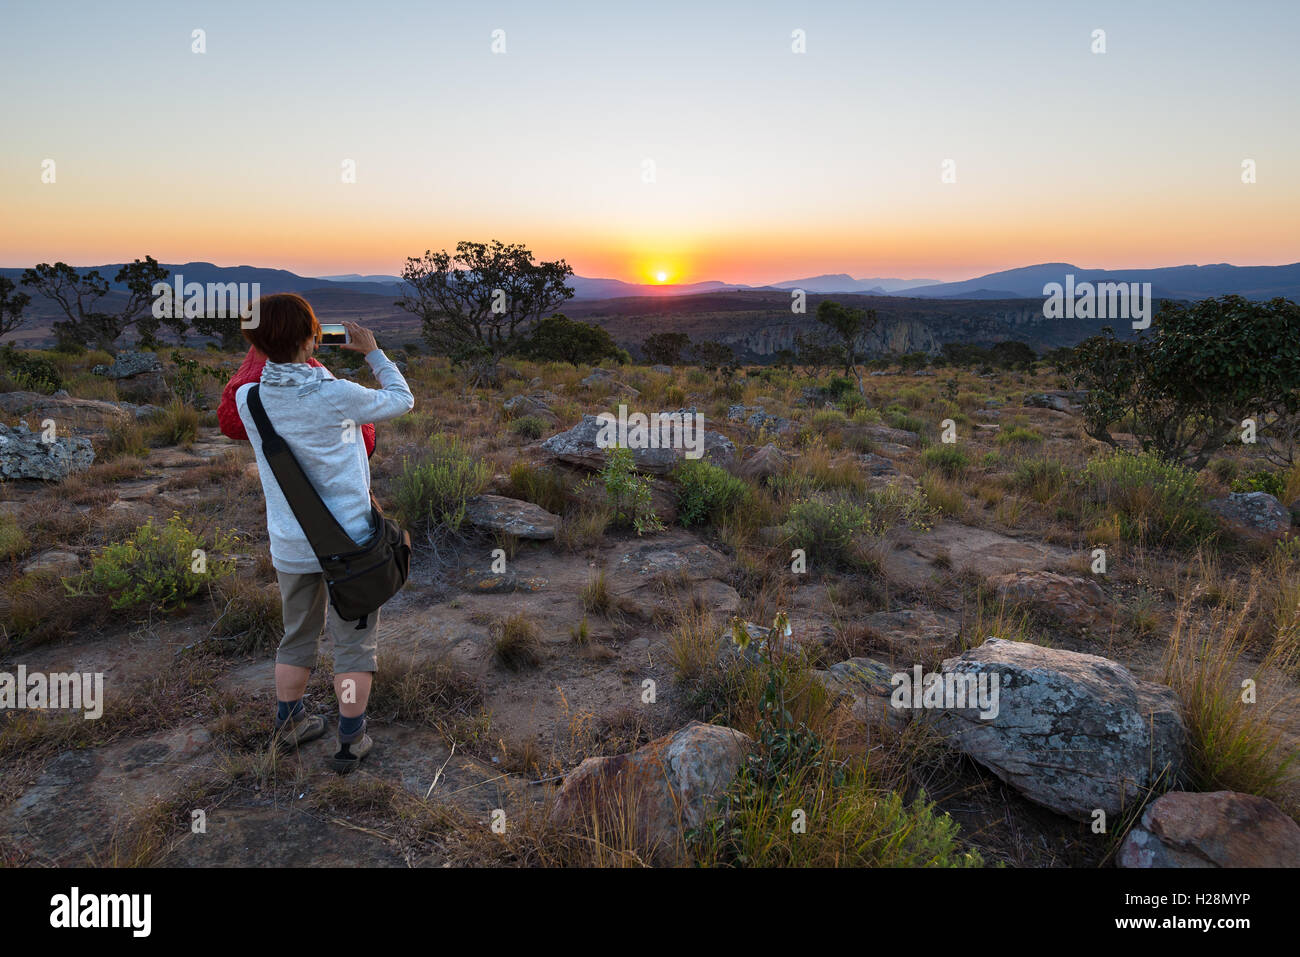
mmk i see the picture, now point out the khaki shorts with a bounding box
[276,571,380,674]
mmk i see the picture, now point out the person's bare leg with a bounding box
[334,671,372,718]
[276,663,311,703]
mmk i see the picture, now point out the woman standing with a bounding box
[233,294,413,772]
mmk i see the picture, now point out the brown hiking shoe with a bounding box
[273,709,327,750]
[328,719,373,774]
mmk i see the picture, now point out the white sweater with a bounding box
[236,350,414,574]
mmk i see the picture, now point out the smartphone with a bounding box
[319,323,350,346]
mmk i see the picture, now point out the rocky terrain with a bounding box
[1,346,1297,868]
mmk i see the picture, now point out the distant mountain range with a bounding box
[7,260,1297,306]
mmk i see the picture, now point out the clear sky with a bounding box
[2,0,1297,284]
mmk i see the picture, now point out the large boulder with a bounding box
[0,421,94,481]
[463,494,558,540]
[91,351,161,378]
[1206,492,1291,544]
[91,351,167,403]
[550,721,752,861]
[542,413,736,474]
[0,392,157,430]
[1118,791,1300,868]
[925,637,1185,821]
[987,569,1115,631]
[737,444,790,483]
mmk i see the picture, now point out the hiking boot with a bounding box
[328,719,373,774]
[273,708,327,750]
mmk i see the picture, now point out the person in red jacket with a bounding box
[218,346,377,456]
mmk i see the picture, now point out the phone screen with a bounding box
[319,323,349,345]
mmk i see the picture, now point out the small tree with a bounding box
[642,331,691,365]
[396,240,574,364]
[814,299,877,392]
[517,314,626,366]
[0,276,31,340]
[1067,296,1300,470]
[21,257,173,351]
[692,339,735,372]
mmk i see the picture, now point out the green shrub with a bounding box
[79,514,235,612]
[595,447,663,535]
[1078,450,1214,544]
[783,499,872,567]
[508,415,549,440]
[1231,469,1287,498]
[0,345,62,393]
[674,459,751,527]
[921,444,969,477]
[393,435,491,533]
[995,425,1043,446]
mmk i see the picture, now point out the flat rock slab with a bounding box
[883,522,1074,589]
[3,726,218,865]
[464,494,559,540]
[542,414,736,474]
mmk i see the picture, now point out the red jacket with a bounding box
[217,347,377,457]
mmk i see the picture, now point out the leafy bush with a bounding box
[0,344,62,393]
[674,459,751,527]
[393,435,491,533]
[596,446,663,535]
[921,444,969,477]
[1232,469,1287,498]
[783,499,872,567]
[1078,450,1214,544]
[79,514,235,612]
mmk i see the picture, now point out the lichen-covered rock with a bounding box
[550,721,752,861]
[463,494,558,540]
[925,637,1185,821]
[0,421,94,481]
[541,414,736,474]
[727,405,792,434]
[91,351,162,379]
[1206,492,1291,543]
[91,351,167,402]
[1118,791,1300,868]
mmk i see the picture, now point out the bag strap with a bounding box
[246,384,360,558]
